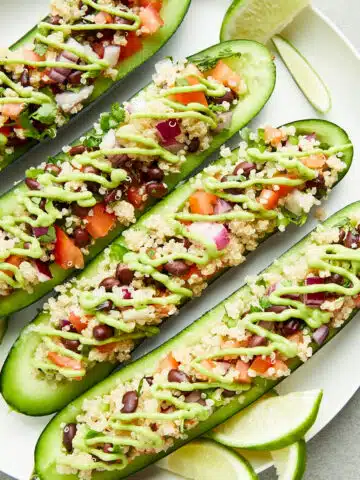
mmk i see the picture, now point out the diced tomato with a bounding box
[208,60,243,93]
[96,342,120,354]
[2,103,24,120]
[250,356,273,374]
[189,190,218,215]
[69,312,88,333]
[273,359,288,375]
[221,338,248,360]
[172,75,208,107]
[201,359,216,370]
[234,360,252,384]
[120,32,143,60]
[139,5,164,35]
[140,0,162,11]
[301,153,327,169]
[1,255,22,277]
[54,226,84,270]
[181,264,202,281]
[264,127,284,147]
[127,185,145,209]
[354,294,360,308]
[85,203,116,239]
[23,48,44,64]
[0,126,12,136]
[258,189,281,210]
[158,353,179,372]
[47,351,83,371]
[273,173,298,197]
[94,11,113,24]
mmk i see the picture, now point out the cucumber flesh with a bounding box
[0,119,353,416]
[0,40,276,318]
[0,0,191,171]
[33,200,360,479]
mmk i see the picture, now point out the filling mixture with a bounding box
[0,57,245,296]
[30,126,350,380]
[0,0,169,162]
[57,215,360,477]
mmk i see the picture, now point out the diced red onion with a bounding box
[304,277,326,307]
[249,335,267,347]
[283,293,301,301]
[62,38,84,62]
[34,260,52,282]
[305,133,317,142]
[213,111,233,134]
[55,85,94,113]
[266,283,279,295]
[48,69,67,84]
[53,62,72,78]
[103,45,121,67]
[156,119,181,142]
[33,227,49,238]
[214,198,232,214]
[188,222,230,251]
[313,325,329,345]
[266,305,288,313]
[99,129,116,150]
[122,288,132,300]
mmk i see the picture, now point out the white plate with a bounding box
[0,2,360,479]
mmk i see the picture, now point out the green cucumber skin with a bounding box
[0,119,353,416]
[32,200,360,480]
[0,39,276,318]
[0,0,191,171]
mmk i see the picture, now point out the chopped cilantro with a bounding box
[83,134,102,149]
[111,102,125,123]
[259,297,272,310]
[280,208,308,227]
[31,103,58,125]
[249,305,262,313]
[194,47,241,72]
[25,168,44,178]
[33,43,48,56]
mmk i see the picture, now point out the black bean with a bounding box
[69,145,86,156]
[72,204,89,218]
[281,319,302,336]
[145,376,153,386]
[144,165,164,182]
[68,71,82,85]
[233,161,256,177]
[25,178,41,190]
[164,260,190,277]
[221,175,242,195]
[83,165,100,175]
[73,227,90,248]
[115,264,134,285]
[338,229,346,244]
[63,423,77,452]
[345,231,360,249]
[39,198,47,211]
[104,189,119,204]
[248,335,267,347]
[184,390,202,403]
[50,15,61,25]
[145,181,168,198]
[62,338,80,352]
[210,90,236,105]
[325,274,344,285]
[20,68,30,87]
[305,174,326,198]
[222,389,236,398]
[99,276,121,291]
[121,391,138,413]
[187,137,200,153]
[96,300,114,312]
[109,154,130,168]
[23,242,31,249]
[45,163,61,176]
[168,369,190,383]
[93,324,114,341]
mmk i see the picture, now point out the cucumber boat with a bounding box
[1,119,353,415]
[0,0,191,170]
[33,201,360,479]
[0,40,276,317]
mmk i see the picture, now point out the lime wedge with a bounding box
[157,439,257,479]
[0,317,8,344]
[209,390,322,450]
[272,35,331,113]
[272,440,307,480]
[220,0,309,43]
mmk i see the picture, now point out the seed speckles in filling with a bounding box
[56,218,360,477]
[30,126,350,383]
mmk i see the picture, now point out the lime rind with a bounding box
[220,0,310,43]
[272,35,332,113]
[209,390,322,451]
[157,438,258,479]
[272,439,307,480]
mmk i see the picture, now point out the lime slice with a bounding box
[272,440,306,480]
[209,390,322,450]
[0,317,8,344]
[220,0,309,44]
[157,439,257,479]
[272,35,331,113]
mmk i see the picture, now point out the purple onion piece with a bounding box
[214,198,232,215]
[313,325,329,345]
[48,68,67,84]
[33,226,49,238]
[122,288,132,300]
[304,276,326,307]
[156,119,181,142]
[266,305,288,314]
[249,335,267,347]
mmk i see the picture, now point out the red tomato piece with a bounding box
[47,352,83,371]
[139,5,164,35]
[120,32,143,60]
[157,353,179,372]
[208,60,243,93]
[234,359,252,384]
[258,189,281,210]
[250,356,273,374]
[69,312,88,333]
[140,0,162,11]
[85,203,116,239]
[94,11,113,24]
[189,190,218,215]
[1,255,23,277]
[127,186,145,209]
[2,103,24,120]
[172,75,208,107]
[54,226,84,270]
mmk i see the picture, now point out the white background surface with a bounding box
[0,1,360,479]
